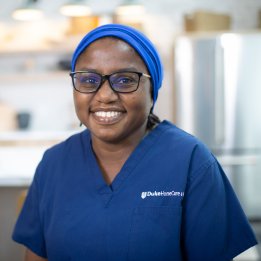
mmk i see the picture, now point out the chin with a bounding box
[93,133,123,144]
[89,126,122,142]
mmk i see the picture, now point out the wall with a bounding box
[2,0,261,30]
[139,0,261,123]
[1,0,261,125]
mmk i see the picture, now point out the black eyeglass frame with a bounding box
[69,71,151,94]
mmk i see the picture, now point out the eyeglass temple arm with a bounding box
[143,73,151,78]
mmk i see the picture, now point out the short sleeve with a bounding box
[12,162,47,258]
[181,156,258,261]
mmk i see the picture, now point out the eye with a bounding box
[80,76,99,84]
[117,77,134,84]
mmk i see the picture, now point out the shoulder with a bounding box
[158,120,215,178]
[36,129,90,183]
[42,129,89,161]
[159,120,212,158]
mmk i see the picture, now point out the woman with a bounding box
[13,24,258,261]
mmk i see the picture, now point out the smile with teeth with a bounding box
[94,111,123,118]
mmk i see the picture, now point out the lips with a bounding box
[91,108,126,124]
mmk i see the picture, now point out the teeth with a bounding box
[94,111,122,118]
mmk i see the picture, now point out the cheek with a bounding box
[142,87,154,113]
[73,91,83,121]
[73,90,92,119]
[123,88,152,116]
[73,90,82,112]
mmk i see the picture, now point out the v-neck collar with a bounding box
[82,120,172,206]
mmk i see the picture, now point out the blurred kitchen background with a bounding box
[0,0,261,260]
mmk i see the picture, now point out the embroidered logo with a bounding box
[141,191,184,199]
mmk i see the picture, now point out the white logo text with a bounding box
[141,191,184,199]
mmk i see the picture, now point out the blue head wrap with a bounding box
[71,24,164,109]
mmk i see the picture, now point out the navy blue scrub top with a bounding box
[13,120,258,261]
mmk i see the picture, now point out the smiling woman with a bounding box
[73,37,155,183]
[12,24,258,261]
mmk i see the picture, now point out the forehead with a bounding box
[75,38,148,73]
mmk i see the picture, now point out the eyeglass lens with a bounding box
[73,72,139,93]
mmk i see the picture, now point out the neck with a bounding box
[91,122,149,162]
[90,122,152,185]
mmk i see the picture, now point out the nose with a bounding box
[95,78,118,103]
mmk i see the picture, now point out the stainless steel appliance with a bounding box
[174,32,261,219]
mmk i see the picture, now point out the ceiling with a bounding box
[0,0,125,22]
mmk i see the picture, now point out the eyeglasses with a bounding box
[69,71,151,93]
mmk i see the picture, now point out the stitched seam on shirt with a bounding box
[34,168,46,248]
[13,236,47,258]
[187,155,216,186]
[212,237,258,261]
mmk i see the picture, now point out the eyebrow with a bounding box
[77,67,98,72]
[77,67,139,73]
